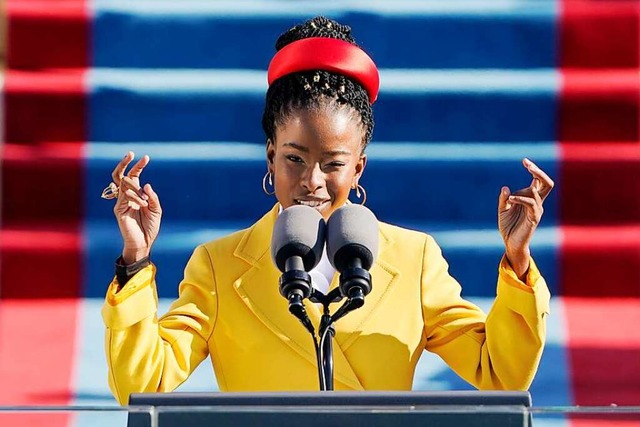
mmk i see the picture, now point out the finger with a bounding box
[523,158,555,201]
[498,186,511,211]
[127,155,150,179]
[531,185,543,206]
[143,183,162,213]
[508,195,538,209]
[123,188,149,208]
[121,176,150,201]
[112,151,135,185]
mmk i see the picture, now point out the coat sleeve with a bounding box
[421,235,550,390]
[101,245,217,405]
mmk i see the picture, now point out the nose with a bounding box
[302,163,324,192]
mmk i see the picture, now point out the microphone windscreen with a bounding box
[271,205,326,272]
[326,204,379,272]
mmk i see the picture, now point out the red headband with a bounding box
[267,37,380,104]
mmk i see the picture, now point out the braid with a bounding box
[262,16,374,150]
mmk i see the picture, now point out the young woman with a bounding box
[102,16,553,405]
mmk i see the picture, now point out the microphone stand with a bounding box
[309,288,353,391]
[319,309,334,390]
[283,266,372,391]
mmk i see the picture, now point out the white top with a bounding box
[309,245,336,295]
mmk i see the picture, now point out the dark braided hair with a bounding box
[262,16,375,150]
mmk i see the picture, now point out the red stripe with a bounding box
[559,144,640,227]
[1,3,88,425]
[1,142,84,225]
[560,69,639,143]
[4,70,86,143]
[560,226,640,297]
[560,1,639,68]
[560,1,640,423]
[0,226,82,299]
[564,298,640,409]
[1,65,87,301]
[0,299,79,427]
[7,0,89,69]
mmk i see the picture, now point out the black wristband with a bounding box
[115,255,151,287]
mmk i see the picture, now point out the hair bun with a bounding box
[275,16,356,51]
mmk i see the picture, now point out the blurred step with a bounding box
[6,0,89,69]
[83,142,560,225]
[8,68,636,144]
[7,0,558,70]
[3,70,86,143]
[83,220,560,298]
[5,68,560,143]
[560,143,640,225]
[1,142,84,223]
[9,1,637,70]
[86,68,560,143]
[0,224,83,298]
[563,297,640,406]
[90,0,557,70]
[561,226,640,297]
[4,142,637,225]
[10,140,638,226]
[561,0,639,68]
[560,69,640,142]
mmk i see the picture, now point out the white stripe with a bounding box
[368,143,557,161]
[89,68,559,94]
[88,142,266,161]
[92,0,556,17]
[432,226,558,249]
[381,69,557,93]
[88,142,558,162]
[90,69,267,93]
[88,225,557,251]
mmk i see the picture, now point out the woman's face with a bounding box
[267,105,367,220]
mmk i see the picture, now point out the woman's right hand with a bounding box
[112,152,162,264]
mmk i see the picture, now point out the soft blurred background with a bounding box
[0,0,638,426]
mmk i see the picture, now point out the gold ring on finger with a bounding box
[101,182,119,200]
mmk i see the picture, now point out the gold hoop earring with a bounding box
[353,183,367,205]
[262,171,275,196]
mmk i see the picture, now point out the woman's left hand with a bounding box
[498,158,554,279]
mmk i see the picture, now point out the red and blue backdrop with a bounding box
[0,1,638,426]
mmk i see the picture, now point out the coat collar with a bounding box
[232,204,399,390]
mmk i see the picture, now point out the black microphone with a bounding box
[326,204,379,318]
[271,205,326,332]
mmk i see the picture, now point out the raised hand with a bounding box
[498,158,554,279]
[111,152,162,264]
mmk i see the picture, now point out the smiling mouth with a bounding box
[295,199,330,208]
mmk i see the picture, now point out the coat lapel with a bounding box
[329,225,400,352]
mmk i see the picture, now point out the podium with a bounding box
[127,391,532,427]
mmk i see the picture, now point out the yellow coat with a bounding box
[102,204,551,405]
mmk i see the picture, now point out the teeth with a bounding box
[297,200,326,207]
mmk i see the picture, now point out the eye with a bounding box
[325,161,345,169]
[286,154,304,164]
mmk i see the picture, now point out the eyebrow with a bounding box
[283,142,351,156]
